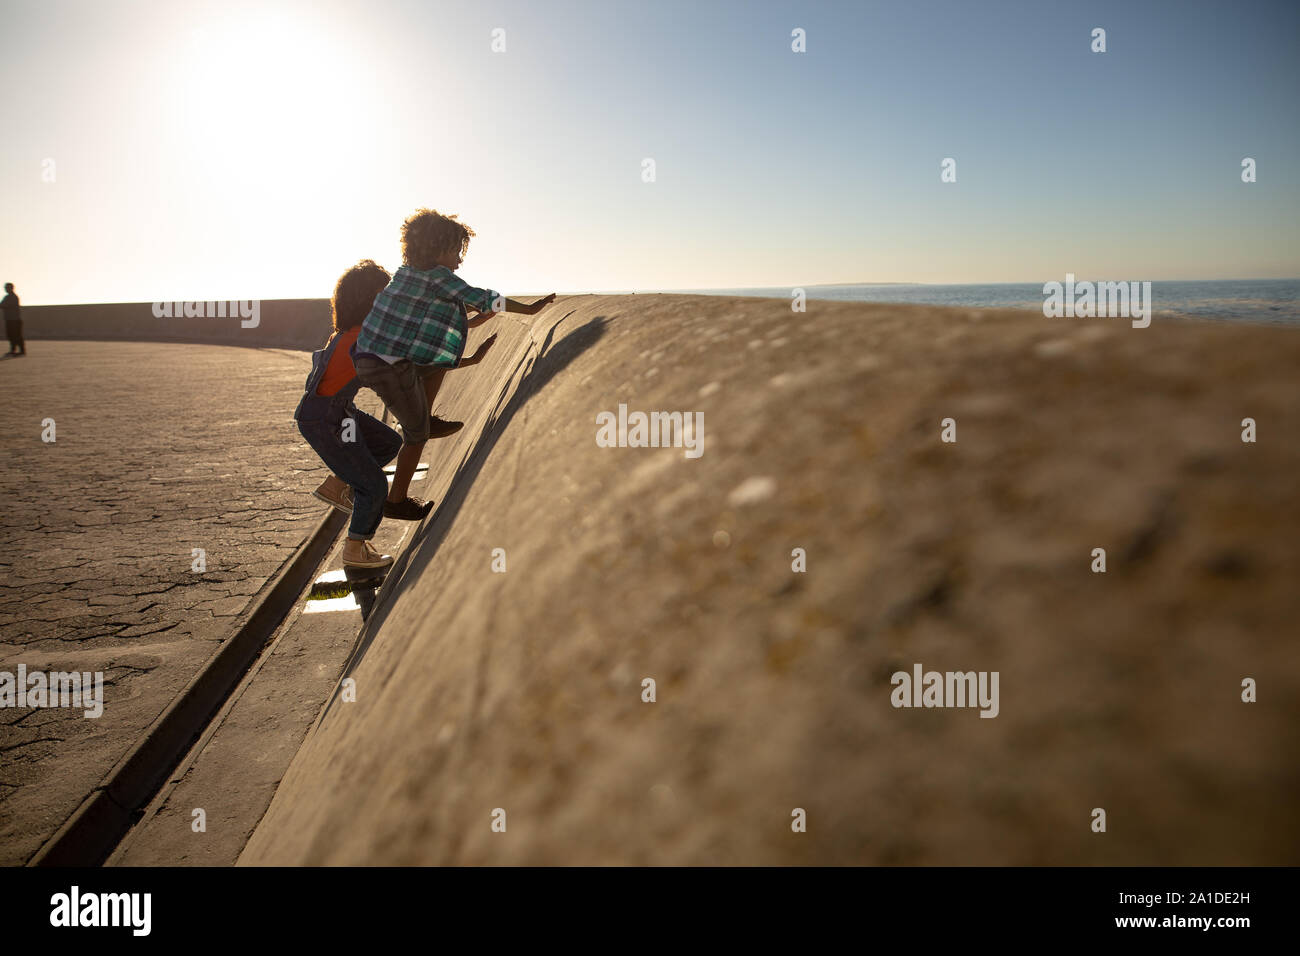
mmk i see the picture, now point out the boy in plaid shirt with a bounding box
[353,208,555,519]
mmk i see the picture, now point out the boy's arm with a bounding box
[435,266,557,320]
[456,332,498,367]
[501,294,556,316]
[467,294,557,327]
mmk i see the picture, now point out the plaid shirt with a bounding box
[355,265,501,367]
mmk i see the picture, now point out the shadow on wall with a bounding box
[325,312,611,702]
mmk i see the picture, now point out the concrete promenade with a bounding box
[0,341,328,864]
[4,294,1299,867]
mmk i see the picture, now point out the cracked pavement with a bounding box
[0,341,330,864]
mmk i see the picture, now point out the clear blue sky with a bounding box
[2,0,1297,303]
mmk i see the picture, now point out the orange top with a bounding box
[316,327,361,397]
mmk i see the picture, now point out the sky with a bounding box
[2,0,1298,304]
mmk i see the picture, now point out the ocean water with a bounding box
[666,279,1300,326]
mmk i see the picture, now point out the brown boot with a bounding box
[383,496,434,520]
[429,413,464,438]
[313,475,354,513]
[342,538,393,570]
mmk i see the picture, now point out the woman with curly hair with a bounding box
[294,259,408,569]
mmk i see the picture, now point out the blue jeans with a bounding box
[297,410,402,540]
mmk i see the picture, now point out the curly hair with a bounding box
[331,259,391,333]
[401,208,475,271]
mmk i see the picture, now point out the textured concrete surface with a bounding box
[240,294,1300,866]
[107,482,425,866]
[0,341,328,865]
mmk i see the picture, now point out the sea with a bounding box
[654,279,1300,326]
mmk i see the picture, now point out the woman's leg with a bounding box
[352,409,404,469]
[298,419,387,539]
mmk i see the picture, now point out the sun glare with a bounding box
[166,10,389,295]
[182,12,369,204]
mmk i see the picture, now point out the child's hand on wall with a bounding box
[467,333,498,365]
[528,294,557,315]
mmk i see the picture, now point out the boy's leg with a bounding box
[423,367,447,407]
[352,356,432,505]
[419,364,463,437]
[388,442,425,502]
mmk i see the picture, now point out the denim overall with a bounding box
[295,334,402,540]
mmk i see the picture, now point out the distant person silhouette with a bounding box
[1,283,22,356]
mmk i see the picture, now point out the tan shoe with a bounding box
[342,538,393,570]
[313,475,354,513]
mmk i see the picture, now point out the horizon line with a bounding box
[20,276,1300,309]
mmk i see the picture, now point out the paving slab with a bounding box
[107,478,425,865]
[0,341,333,864]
